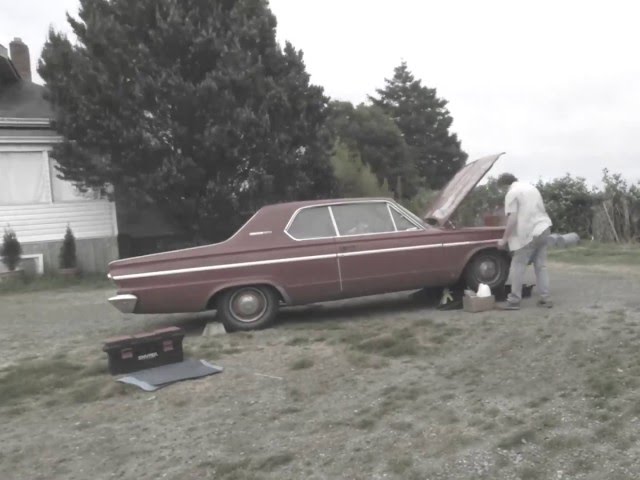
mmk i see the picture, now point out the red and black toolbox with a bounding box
[102,327,185,375]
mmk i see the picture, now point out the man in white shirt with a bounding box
[496,173,553,310]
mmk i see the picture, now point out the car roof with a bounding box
[258,197,395,213]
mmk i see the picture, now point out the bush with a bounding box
[537,175,596,238]
[59,226,77,269]
[1,228,22,271]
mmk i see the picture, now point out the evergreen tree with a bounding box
[327,101,418,199]
[370,62,467,189]
[330,140,392,198]
[39,0,335,241]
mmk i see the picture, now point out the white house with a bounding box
[0,38,119,274]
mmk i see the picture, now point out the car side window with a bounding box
[331,203,395,236]
[287,206,336,240]
[390,207,419,231]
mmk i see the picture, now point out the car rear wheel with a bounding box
[218,286,279,332]
[463,251,510,293]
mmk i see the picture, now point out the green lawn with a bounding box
[548,242,640,266]
[0,273,112,295]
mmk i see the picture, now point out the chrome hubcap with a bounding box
[230,289,267,323]
[478,259,498,282]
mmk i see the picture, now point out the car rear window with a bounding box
[287,206,336,240]
[331,203,395,236]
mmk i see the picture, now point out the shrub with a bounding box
[1,227,22,271]
[59,226,77,269]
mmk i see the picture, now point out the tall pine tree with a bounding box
[370,62,467,189]
[327,101,418,199]
[39,0,335,241]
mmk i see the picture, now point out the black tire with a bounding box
[217,285,279,332]
[463,250,510,292]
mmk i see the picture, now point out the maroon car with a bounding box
[108,153,509,331]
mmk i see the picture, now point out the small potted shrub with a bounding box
[1,227,23,281]
[59,225,79,277]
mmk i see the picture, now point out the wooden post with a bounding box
[602,202,620,243]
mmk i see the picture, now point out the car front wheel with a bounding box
[463,251,510,293]
[218,286,279,332]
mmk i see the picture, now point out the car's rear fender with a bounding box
[205,279,291,310]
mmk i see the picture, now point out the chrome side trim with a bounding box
[108,294,138,314]
[249,231,272,236]
[443,240,498,248]
[111,239,498,281]
[338,243,442,258]
[112,254,337,281]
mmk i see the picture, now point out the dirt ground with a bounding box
[1,262,640,480]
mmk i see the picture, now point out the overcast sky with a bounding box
[1,0,639,186]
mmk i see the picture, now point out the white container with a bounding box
[477,283,492,298]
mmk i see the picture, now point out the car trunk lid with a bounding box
[423,153,504,226]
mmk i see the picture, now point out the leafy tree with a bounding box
[39,0,335,242]
[537,174,596,239]
[370,62,467,189]
[330,140,392,198]
[327,101,418,199]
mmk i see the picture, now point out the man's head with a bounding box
[496,173,518,189]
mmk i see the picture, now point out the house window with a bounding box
[49,160,98,202]
[0,151,49,205]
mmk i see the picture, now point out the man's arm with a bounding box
[498,190,518,249]
[498,213,517,249]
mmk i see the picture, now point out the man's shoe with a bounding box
[498,302,521,311]
[537,299,553,308]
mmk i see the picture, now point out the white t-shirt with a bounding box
[504,181,552,251]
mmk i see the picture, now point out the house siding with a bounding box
[20,236,119,273]
[0,201,119,273]
[0,201,118,243]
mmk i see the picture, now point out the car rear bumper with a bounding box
[108,294,138,314]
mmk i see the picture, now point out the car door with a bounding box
[281,205,341,304]
[331,201,445,297]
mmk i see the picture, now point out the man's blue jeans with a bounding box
[507,228,552,305]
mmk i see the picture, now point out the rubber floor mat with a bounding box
[117,359,223,391]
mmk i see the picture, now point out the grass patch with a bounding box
[518,465,545,480]
[548,243,640,266]
[390,420,413,432]
[544,433,587,450]
[348,327,422,358]
[257,452,294,471]
[586,374,622,398]
[497,429,537,450]
[221,348,243,355]
[388,456,414,475]
[285,337,310,346]
[205,459,251,478]
[346,352,389,369]
[412,317,435,327]
[289,357,314,370]
[0,357,126,407]
[0,273,111,295]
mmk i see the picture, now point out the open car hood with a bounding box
[423,152,505,226]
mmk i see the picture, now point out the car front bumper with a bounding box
[108,294,138,314]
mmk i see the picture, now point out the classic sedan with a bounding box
[108,153,510,331]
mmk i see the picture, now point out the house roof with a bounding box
[0,80,52,119]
